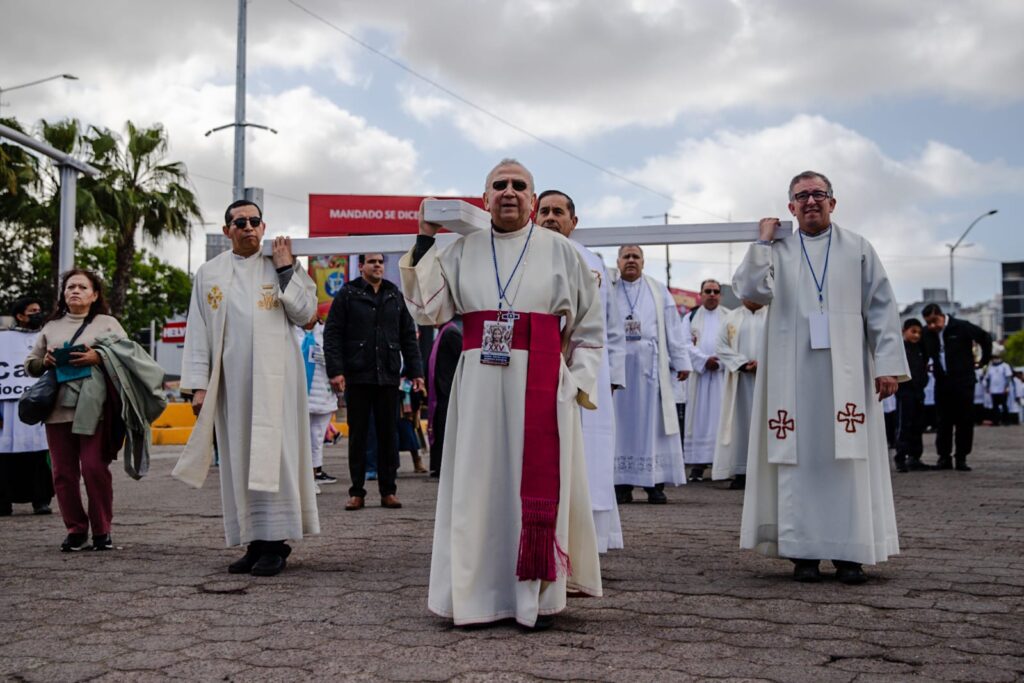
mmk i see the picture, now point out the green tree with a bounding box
[82,121,201,317]
[1004,330,1024,367]
[76,240,192,336]
[0,117,46,310]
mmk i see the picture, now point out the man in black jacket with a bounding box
[922,303,993,471]
[324,253,424,510]
[894,319,930,473]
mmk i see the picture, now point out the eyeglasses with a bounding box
[703,289,721,295]
[791,190,831,203]
[230,216,262,229]
[491,179,529,192]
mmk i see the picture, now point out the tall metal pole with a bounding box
[232,0,247,201]
[948,209,998,306]
[58,165,79,276]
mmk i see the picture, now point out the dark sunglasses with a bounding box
[703,289,721,295]
[491,179,529,192]
[230,216,262,229]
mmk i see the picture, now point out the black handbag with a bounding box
[18,317,93,425]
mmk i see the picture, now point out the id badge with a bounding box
[480,320,514,366]
[624,317,642,342]
[809,311,830,349]
[308,345,325,364]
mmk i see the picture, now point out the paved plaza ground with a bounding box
[1,424,1021,682]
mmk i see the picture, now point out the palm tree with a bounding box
[82,121,202,316]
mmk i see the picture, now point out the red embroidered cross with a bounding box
[837,402,866,433]
[769,410,795,439]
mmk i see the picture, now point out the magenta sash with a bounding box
[462,310,568,582]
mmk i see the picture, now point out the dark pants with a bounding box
[346,384,399,498]
[991,393,1010,425]
[884,411,897,449]
[0,450,53,513]
[935,383,975,460]
[429,402,450,477]
[45,423,113,535]
[895,393,924,460]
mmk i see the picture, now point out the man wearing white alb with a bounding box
[733,171,908,585]
[711,299,767,490]
[613,246,691,505]
[682,280,730,482]
[537,189,625,552]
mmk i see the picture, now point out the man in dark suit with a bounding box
[921,303,993,471]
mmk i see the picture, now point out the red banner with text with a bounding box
[309,194,485,237]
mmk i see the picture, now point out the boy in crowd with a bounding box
[895,319,930,473]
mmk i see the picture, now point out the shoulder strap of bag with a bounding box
[68,315,95,346]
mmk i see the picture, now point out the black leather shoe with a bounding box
[228,541,264,574]
[907,458,933,471]
[835,561,868,585]
[615,488,633,505]
[935,457,953,470]
[646,488,668,504]
[522,614,554,632]
[728,475,747,490]
[894,455,908,473]
[792,560,822,583]
[955,460,972,472]
[251,553,286,576]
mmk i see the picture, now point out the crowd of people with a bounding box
[3,162,1018,632]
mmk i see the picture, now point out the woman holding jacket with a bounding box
[25,269,127,552]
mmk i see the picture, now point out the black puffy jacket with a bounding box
[323,277,422,386]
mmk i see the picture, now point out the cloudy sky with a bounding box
[2,0,1022,308]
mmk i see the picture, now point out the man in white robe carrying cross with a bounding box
[537,189,625,553]
[733,170,908,585]
[682,280,731,482]
[402,159,604,630]
[174,200,320,577]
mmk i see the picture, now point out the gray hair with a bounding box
[788,170,834,199]
[617,245,644,257]
[485,158,534,192]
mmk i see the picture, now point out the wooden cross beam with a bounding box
[263,199,792,257]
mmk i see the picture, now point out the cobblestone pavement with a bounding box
[1,425,1021,682]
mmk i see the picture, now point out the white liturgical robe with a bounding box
[174,251,320,547]
[733,224,909,565]
[711,305,767,480]
[572,241,625,553]
[683,306,729,465]
[400,224,604,628]
[613,275,691,488]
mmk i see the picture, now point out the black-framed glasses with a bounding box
[491,179,529,192]
[703,288,721,295]
[230,216,262,229]
[792,190,831,203]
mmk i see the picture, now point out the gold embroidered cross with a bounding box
[206,286,223,310]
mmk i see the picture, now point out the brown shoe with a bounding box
[381,494,403,509]
[344,496,364,511]
[412,453,427,474]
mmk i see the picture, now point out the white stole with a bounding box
[173,253,316,492]
[764,225,869,464]
[644,274,679,436]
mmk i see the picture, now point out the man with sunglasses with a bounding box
[682,279,731,482]
[323,253,424,511]
[401,159,604,630]
[175,199,321,577]
[733,171,908,585]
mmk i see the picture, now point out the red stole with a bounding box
[462,310,569,582]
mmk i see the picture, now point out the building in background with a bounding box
[1003,261,1024,336]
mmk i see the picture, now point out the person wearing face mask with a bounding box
[0,296,54,517]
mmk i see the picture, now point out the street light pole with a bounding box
[0,73,78,110]
[642,212,680,288]
[947,209,998,306]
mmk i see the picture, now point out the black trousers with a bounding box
[935,382,975,459]
[429,401,450,476]
[894,394,924,460]
[991,393,1010,425]
[346,384,399,498]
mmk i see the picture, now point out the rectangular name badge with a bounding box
[480,320,514,366]
[624,317,642,342]
[308,345,325,364]
[809,311,831,350]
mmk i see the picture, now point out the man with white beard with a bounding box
[711,299,767,490]
[682,280,731,481]
[537,189,625,552]
[612,246,691,504]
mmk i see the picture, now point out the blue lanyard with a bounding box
[490,222,534,311]
[621,279,643,318]
[799,227,832,307]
